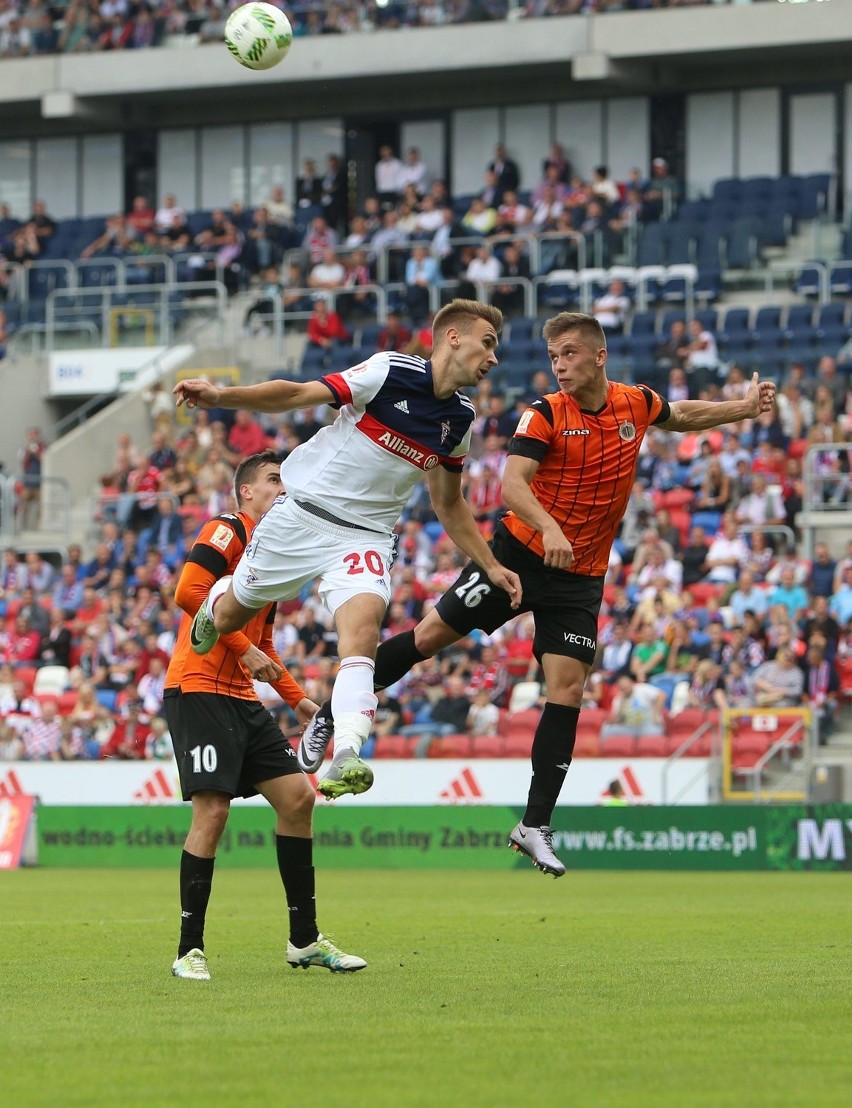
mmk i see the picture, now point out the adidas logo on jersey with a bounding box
[394,400,410,414]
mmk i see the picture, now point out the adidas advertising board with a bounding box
[0,759,711,806]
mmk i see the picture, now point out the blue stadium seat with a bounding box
[694,268,722,305]
[724,218,765,269]
[712,178,743,203]
[694,223,725,269]
[695,308,719,332]
[628,310,658,336]
[784,304,815,334]
[720,307,751,340]
[636,223,666,267]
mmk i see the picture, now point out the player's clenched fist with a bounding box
[174,378,222,409]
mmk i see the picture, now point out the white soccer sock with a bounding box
[331,656,377,758]
[204,575,233,624]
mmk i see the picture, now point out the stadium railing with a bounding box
[764,259,830,305]
[0,472,72,541]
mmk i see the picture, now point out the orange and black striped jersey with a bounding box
[165,511,306,706]
[503,382,669,577]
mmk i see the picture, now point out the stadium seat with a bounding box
[14,666,38,694]
[598,735,637,757]
[635,736,670,758]
[427,734,474,759]
[57,691,79,716]
[503,734,534,758]
[469,736,504,758]
[373,735,419,759]
[573,733,599,758]
[688,581,725,604]
[578,707,607,731]
[32,666,70,697]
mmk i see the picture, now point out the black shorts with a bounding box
[164,688,301,801]
[434,523,605,665]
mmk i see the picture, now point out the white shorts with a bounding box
[231,496,394,617]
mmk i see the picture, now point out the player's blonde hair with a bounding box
[432,299,503,347]
[542,312,607,349]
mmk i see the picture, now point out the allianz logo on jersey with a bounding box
[377,430,440,469]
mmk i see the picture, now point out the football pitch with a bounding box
[3,868,849,1107]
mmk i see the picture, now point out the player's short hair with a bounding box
[432,299,503,346]
[234,449,281,507]
[542,312,607,349]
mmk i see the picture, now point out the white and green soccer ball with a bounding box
[224,3,293,71]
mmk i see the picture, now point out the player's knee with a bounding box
[289,779,315,825]
[193,794,231,839]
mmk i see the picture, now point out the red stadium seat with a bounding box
[788,438,809,461]
[573,733,599,758]
[373,735,418,758]
[469,736,504,758]
[15,666,38,693]
[635,735,670,758]
[427,734,474,759]
[57,691,79,716]
[659,487,696,510]
[679,733,713,757]
[579,707,608,731]
[669,509,692,546]
[503,734,534,758]
[689,582,726,605]
[598,735,637,757]
[732,731,775,768]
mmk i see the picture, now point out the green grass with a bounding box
[2,869,849,1107]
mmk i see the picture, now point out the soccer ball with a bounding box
[224,3,293,71]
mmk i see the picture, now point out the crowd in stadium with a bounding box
[0,359,850,762]
[0,0,765,60]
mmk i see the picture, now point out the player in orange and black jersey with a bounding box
[167,450,365,980]
[305,312,778,877]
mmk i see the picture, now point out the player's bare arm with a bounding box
[502,455,575,570]
[427,466,522,608]
[658,372,776,432]
[173,377,334,413]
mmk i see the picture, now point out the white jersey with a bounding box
[280,351,476,534]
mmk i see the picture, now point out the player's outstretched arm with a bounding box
[173,377,334,414]
[427,466,522,608]
[658,372,776,432]
[502,455,575,570]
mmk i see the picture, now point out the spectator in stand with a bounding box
[492,190,530,237]
[338,250,374,321]
[99,699,152,760]
[40,607,72,668]
[263,184,293,232]
[425,675,471,734]
[22,698,62,761]
[17,586,49,638]
[369,209,409,279]
[80,213,136,258]
[679,659,727,713]
[461,196,497,237]
[591,279,630,334]
[296,158,322,210]
[141,494,186,568]
[598,620,633,680]
[728,568,770,622]
[398,146,430,198]
[765,544,809,588]
[301,214,338,266]
[138,655,166,717]
[753,645,804,708]
[590,165,620,208]
[680,525,710,588]
[153,194,186,236]
[467,689,500,737]
[802,640,840,745]
[629,622,668,682]
[4,614,41,666]
[308,246,346,293]
[404,243,439,322]
[684,318,719,392]
[768,566,809,623]
[705,514,749,585]
[375,145,403,209]
[80,542,116,592]
[412,194,444,238]
[488,143,520,207]
[601,673,666,738]
[642,157,679,221]
[734,472,785,528]
[126,195,155,236]
[22,550,53,593]
[376,311,412,353]
[305,296,350,353]
[319,154,347,232]
[808,543,837,599]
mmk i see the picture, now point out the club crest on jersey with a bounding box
[619,421,637,441]
[440,420,451,444]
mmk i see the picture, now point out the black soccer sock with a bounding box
[322,630,428,723]
[276,835,318,948]
[374,629,428,691]
[178,850,215,958]
[522,703,580,828]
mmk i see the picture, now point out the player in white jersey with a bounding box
[173,300,522,798]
